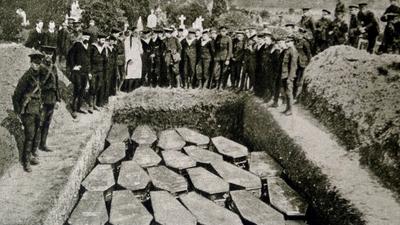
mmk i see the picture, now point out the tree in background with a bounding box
[215,10,252,30]
[81,1,126,32]
[212,0,228,18]
[165,1,211,28]
[120,0,150,26]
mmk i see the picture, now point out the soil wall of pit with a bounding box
[301,46,400,196]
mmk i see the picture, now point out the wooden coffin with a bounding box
[98,142,126,165]
[81,164,115,192]
[157,129,186,151]
[211,136,248,166]
[133,145,162,168]
[107,123,130,144]
[132,125,157,146]
[118,161,151,201]
[68,191,108,225]
[147,166,188,194]
[161,150,197,173]
[176,127,210,147]
[183,146,223,166]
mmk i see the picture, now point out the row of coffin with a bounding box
[67,124,309,225]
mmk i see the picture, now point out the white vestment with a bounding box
[124,36,143,79]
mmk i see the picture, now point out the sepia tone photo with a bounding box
[0,0,399,224]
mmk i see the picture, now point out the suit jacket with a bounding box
[295,38,312,68]
[12,68,42,115]
[90,43,106,75]
[198,39,214,60]
[67,42,90,73]
[25,29,45,49]
[181,38,198,63]
[358,11,380,37]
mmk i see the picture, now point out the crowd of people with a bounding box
[12,0,400,172]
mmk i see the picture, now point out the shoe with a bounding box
[284,110,293,116]
[30,157,40,165]
[270,102,279,108]
[40,146,53,152]
[93,106,99,111]
[77,109,87,114]
[71,112,77,119]
[88,109,93,114]
[23,164,32,172]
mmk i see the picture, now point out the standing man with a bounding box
[149,29,163,87]
[68,31,91,118]
[44,21,58,48]
[329,11,349,46]
[213,26,233,90]
[197,29,214,89]
[315,10,333,53]
[163,27,182,88]
[181,29,198,88]
[348,5,361,48]
[90,33,107,109]
[299,7,316,37]
[241,34,257,91]
[280,36,298,116]
[379,0,400,53]
[87,19,99,44]
[335,0,346,17]
[358,3,380,53]
[12,51,44,172]
[38,46,60,152]
[270,37,284,108]
[111,28,125,91]
[25,19,45,50]
[293,31,312,103]
[141,29,153,87]
[231,31,246,89]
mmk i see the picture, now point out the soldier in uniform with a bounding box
[280,36,299,116]
[68,31,91,118]
[90,33,107,109]
[379,0,400,53]
[358,3,380,53]
[315,9,333,53]
[12,51,44,172]
[197,29,214,89]
[270,38,284,108]
[299,7,316,37]
[231,31,246,89]
[38,46,60,152]
[181,29,198,88]
[348,5,361,48]
[163,27,182,88]
[255,31,274,99]
[25,19,45,50]
[329,11,349,46]
[213,26,233,90]
[294,30,312,103]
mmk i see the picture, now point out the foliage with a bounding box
[214,11,252,30]
[119,0,150,26]
[212,0,228,18]
[81,1,126,32]
[165,1,211,28]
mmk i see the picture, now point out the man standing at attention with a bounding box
[12,51,45,172]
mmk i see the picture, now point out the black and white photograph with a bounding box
[0,0,399,224]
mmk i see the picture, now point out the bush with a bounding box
[215,11,252,30]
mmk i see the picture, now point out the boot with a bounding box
[40,125,53,152]
[23,163,32,172]
[30,156,40,165]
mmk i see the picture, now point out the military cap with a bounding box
[258,29,272,37]
[67,17,76,21]
[359,3,368,7]
[302,7,311,11]
[153,28,163,33]
[202,29,210,34]
[349,4,359,9]
[285,23,295,28]
[142,28,152,34]
[163,27,174,33]
[188,28,196,34]
[236,31,245,35]
[322,9,331,14]
[178,28,184,32]
[40,45,57,54]
[28,50,45,64]
[111,27,121,34]
[249,34,257,40]
[219,25,228,30]
[109,35,117,41]
[72,20,82,25]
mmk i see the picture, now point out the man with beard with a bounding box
[197,29,214,89]
[358,3,380,53]
[315,9,333,53]
[89,33,107,110]
[25,19,45,50]
[231,31,246,89]
[68,31,91,118]
[348,5,361,48]
[181,29,198,88]
[213,26,233,90]
[12,51,45,172]
[38,46,60,153]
